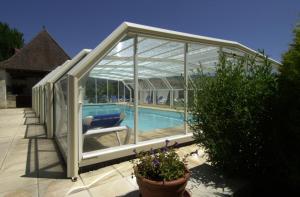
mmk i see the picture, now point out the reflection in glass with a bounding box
[54,76,68,158]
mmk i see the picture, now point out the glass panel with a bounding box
[108,80,118,103]
[79,36,135,152]
[188,43,219,75]
[96,78,108,103]
[222,47,245,58]
[137,36,185,142]
[138,79,152,105]
[118,81,125,102]
[187,43,219,133]
[84,77,96,103]
[54,76,68,159]
[44,85,49,130]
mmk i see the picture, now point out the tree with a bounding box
[0,22,24,61]
[277,22,300,186]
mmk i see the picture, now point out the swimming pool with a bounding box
[82,104,184,132]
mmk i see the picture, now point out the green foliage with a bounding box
[0,22,24,61]
[189,53,277,177]
[276,22,300,185]
[85,78,98,103]
[281,23,300,77]
[132,140,186,181]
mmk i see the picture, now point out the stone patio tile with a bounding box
[0,137,12,166]
[1,159,31,173]
[89,177,137,197]
[25,117,40,125]
[0,128,18,138]
[1,143,36,172]
[24,113,37,118]
[0,117,24,125]
[25,124,46,138]
[112,161,134,177]
[187,181,234,197]
[0,170,38,194]
[0,184,38,197]
[4,142,32,156]
[80,165,123,189]
[67,190,91,197]
[36,139,58,150]
[37,160,66,179]
[38,177,85,197]
[124,176,139,189]
[187,156,206,169]
[174,145,206,169]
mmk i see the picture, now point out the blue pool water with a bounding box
[82,104,184,132]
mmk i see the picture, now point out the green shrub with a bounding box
[189,53,277,178]
[276,22,300,185]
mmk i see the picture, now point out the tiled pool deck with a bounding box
[0,108,244,197]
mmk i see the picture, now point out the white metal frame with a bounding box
[46,49,91,138]
[33,22,281,179]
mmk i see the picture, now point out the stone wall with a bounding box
[0,69,11,86]
[0,80,7,108]
[6,94,16,108]
[0,69,5,80]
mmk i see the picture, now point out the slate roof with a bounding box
[0,29,70,72]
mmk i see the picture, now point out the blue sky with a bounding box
[1,0,299,61]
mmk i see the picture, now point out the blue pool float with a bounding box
[83,112,124,132]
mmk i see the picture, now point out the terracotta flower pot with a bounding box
[135,168,190,197]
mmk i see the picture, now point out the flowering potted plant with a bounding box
[132,140,190,197]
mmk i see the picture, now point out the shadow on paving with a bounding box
[187,163,246,196]
[22,117,67,179]
[117,190,139,197]
[24,117,40,125]
[23,108,39,124]
[23,112,36,118]
[116,163,245,197]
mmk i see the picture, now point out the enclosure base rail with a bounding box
[80,133,193,167]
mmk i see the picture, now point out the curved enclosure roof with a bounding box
[67,22,281,83]
[47,49,91,83]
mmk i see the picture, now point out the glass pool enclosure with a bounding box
[32,22,280,178]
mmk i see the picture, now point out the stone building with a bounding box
[0,29,69,108]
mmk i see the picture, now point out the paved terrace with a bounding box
[0,108,244,197]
